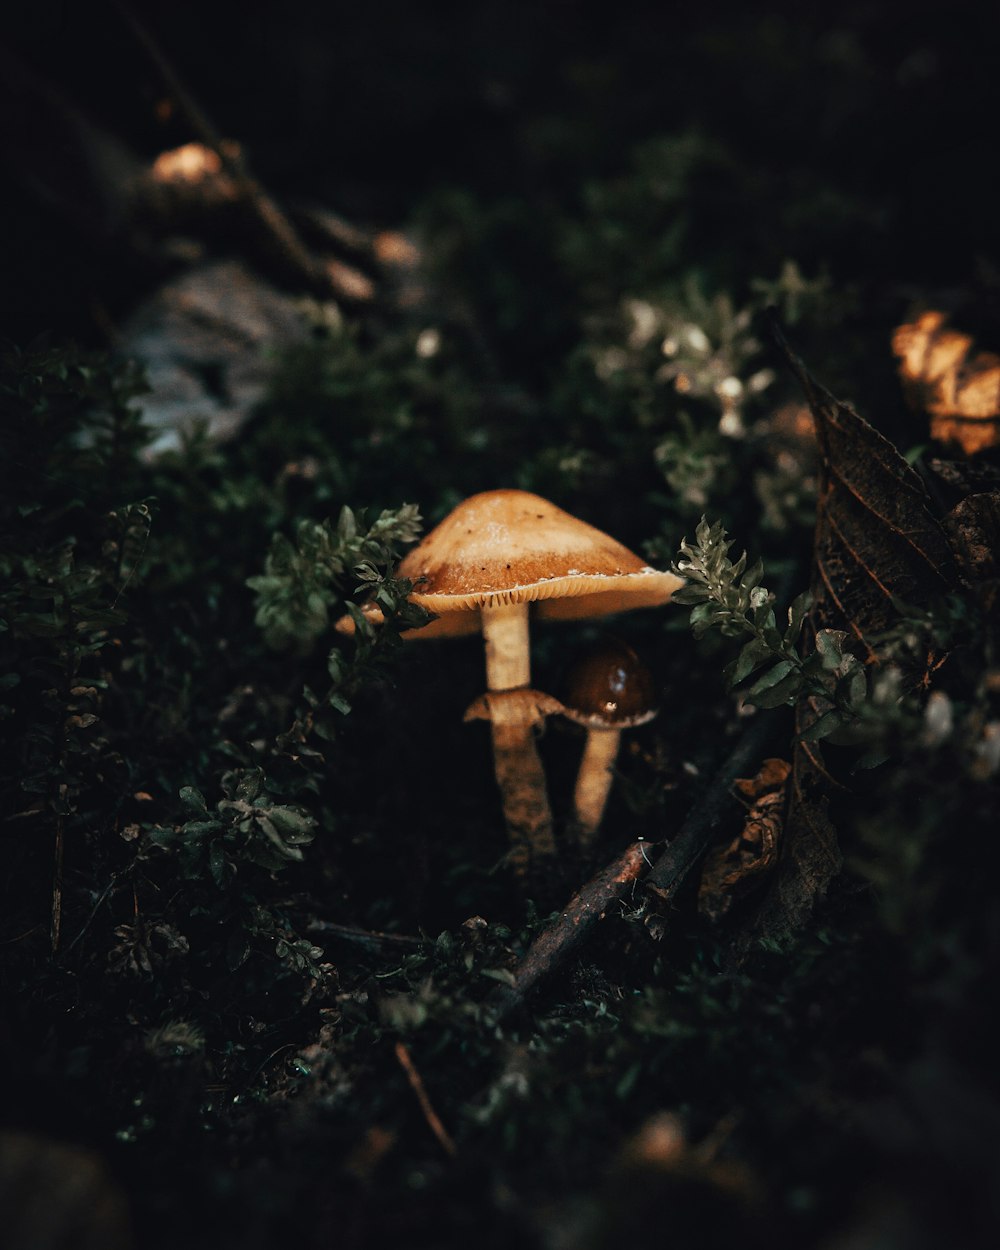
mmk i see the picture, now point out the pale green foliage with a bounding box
[673,518,868,737]
[652,284,774,434]
[653,412,735,510]
[753,456,818,533]
[146,768,318,882]
[248,503,423,649]
[750,259,831,327]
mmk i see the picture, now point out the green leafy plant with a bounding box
[146,768,318,883]
[673,517,867,738]
[1,345,154,947]
[653,411,736,512]
[248,503,424,651]
[249,503,428,739]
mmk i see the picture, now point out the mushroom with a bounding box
[561,639,658,844]
[337,490,682,873]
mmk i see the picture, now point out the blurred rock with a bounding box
[118,259,312,456]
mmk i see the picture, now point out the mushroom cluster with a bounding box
[340,489,682,879]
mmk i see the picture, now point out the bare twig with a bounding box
[306,921,426,954]
[483,840,651,1024]
[393,1041,456,1158]
[51,813,65,953]
[643,712,784,912]
[62,868,130,955]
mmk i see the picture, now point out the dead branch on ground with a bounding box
[394,1041,456,1158]
[483,840,651,1024]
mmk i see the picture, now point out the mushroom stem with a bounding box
[490,719,557,873]
[574,728,622,843]
[479,604,556,870]
[481,602,531,691]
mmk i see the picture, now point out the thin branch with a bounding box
[62,866,133,956]
[643,712,784,910]
[394,1041,456,1158]
[110,0,332,296]
[306,921,427,954]
[51,813,65,954]
[483,840,651,1025]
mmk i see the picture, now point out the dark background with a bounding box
[3,7,1000,1250]
[3,0,1000,344]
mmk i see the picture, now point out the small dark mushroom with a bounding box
[562,639,658,842]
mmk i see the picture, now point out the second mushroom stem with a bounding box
[573,728,622,845]
[480,603,557,873]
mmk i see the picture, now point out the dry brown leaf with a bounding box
[941,493,1000,618]
[892,310,1000,455]
[747,331,959,947]
[804,370,957,656]
[926,459,1000,617]
[732,756,792,799]
[698,758,790,922]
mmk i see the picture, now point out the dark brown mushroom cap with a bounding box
[561,640,658,729]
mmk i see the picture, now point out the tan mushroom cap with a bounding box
[340,489,682,638]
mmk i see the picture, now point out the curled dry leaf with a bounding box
[698,758,790,922]
[892,310,1000,455]
[941,493,1000,618]
[927,458,1000,617]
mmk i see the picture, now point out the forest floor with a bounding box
[2,4,1000,1248]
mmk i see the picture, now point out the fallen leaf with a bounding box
[749,326,959,946]
[802,365,957,658]
[927,458,1000,616]
[941,493,1000,617]
[732,756,792,799]
[698,758,789,921]
[892,310,1000,455]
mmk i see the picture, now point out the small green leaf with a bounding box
[726,637,774,686]
[256,815,305,861]
[814,629,849,670]
[268,807,317,841]
[208,839,227,887]
[338,505,357,540]
[179,786,208,815]
[743,558,765,590]
[179,820,222,840]
[669,584,708,605]
[798,709,844,742]
[481,968,517,987]
[746,660,801,708]
[784,590,811,645]
[226,931,251,971]
[233,769,264,803]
